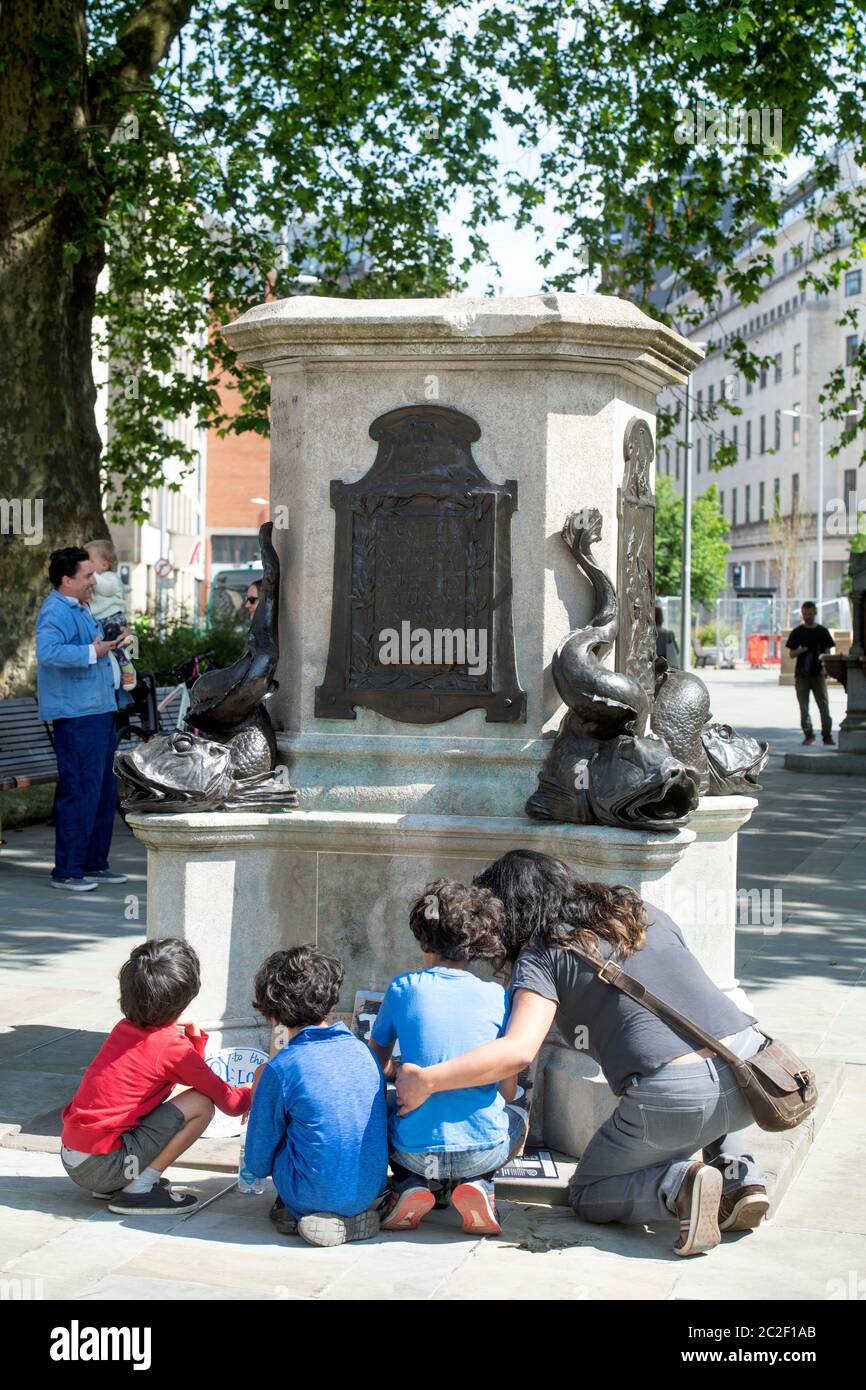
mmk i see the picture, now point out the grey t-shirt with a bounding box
[510,903,755,1095]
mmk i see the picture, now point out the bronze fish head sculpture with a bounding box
[115,731,235,811]
[588,734,701,830]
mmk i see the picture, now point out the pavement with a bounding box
[0,668,864,1301]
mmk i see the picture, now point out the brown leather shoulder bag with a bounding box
[571,944,818,1133]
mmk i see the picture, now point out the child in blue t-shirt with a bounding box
[369,879,528,1236]
[246,944,388,1248]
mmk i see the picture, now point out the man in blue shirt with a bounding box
[35,547,128,891]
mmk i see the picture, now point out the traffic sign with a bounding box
[155,557,172,579]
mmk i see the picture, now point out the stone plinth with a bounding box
[129,807,695,1052]
[222,293,701,818]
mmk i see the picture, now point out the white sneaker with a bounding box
[50,877,97,893]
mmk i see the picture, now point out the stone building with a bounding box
[658,156,865,612]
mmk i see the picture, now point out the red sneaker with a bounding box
[451,1181,501,1235]
[823,735,835,746]
[381,1185,436,1231]
[802,734,815,745]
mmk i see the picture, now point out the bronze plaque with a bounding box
[315,403,526,723]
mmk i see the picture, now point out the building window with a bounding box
[733,424,739,454]
[745,484,751,522]
[793,343,801,374]
[210,535,261,565]
[760,415,766,453]
[746,375,753,396]
[759,480,766,521]
[760,366,767,389]
[697,389,703,416]
[846,334,859,365]
[791,405,800,445]
[774,352,782,383]
[774,477,781,513]
[708,435,714,465]
[720,490,725,515]
[708,384,714,408]
[676,444,681,481]
[732,489,738,526]
[697,438,702,473]
[774,409,781,450]
[746,420,752,458]
[793,243,803,265]
[845,269,862,296]
[792,473,800,510]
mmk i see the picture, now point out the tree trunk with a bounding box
[0,1,109,694]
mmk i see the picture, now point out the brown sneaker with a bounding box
[719,1184,770,1232]
[673,1162,722,1257]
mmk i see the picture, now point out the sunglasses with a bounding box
[244,596,259,606]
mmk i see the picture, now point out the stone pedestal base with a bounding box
[129,793,756,1158]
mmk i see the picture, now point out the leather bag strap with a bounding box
[569,943,753,1077]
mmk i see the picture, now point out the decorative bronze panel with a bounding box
[315,403,526,724]
[615,417,656,716]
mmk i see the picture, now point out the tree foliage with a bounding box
[4,0,866,682]
[655,474,730,608]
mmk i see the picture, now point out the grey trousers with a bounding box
[569,1026,766,1225]
[795,675,832,737]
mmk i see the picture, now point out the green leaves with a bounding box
[655,474,731,607]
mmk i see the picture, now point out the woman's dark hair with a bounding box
[119,938,201,1027]
[473,850,648,963]
[409,878,507,967]
[48,546,90,588]
[252,945,344,1029]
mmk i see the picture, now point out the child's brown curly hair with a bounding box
[409,878,506,967]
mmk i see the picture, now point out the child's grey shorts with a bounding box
[60,1101,186,1194]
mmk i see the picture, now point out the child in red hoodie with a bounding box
[61,937,251,1215]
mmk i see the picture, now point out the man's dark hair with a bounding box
[48,547,90,588]
[409,878,506,967]
[802,601,817,611]
[119,938,201,1027]
[252,945,344,1029]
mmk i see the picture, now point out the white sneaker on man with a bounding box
[50,877,97,893]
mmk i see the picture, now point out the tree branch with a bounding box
[90,0,195,131]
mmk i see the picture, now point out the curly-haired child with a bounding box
[369,879,528,1236]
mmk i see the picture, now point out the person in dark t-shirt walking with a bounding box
[786,601,835,745]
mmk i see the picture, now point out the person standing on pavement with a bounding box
[786,601,835,746]
[655,605,680,667]
[35,547,129,892]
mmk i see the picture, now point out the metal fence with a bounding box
[658,595,852,665]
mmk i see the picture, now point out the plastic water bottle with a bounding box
[237,1132,265,1195]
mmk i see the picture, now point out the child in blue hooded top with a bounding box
[245,945,387,1248]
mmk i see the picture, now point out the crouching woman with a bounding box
[396,850,769,1257]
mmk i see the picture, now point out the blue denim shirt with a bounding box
[35,591,117,721]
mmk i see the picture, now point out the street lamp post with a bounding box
[782,408,824,613]
[681,379,692,671]
[680,343,707,671]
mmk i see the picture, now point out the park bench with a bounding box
[692,637,712,668]
[0,697,59,790]
[0,681,174,792]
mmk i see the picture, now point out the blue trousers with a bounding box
[52,712,119,880]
